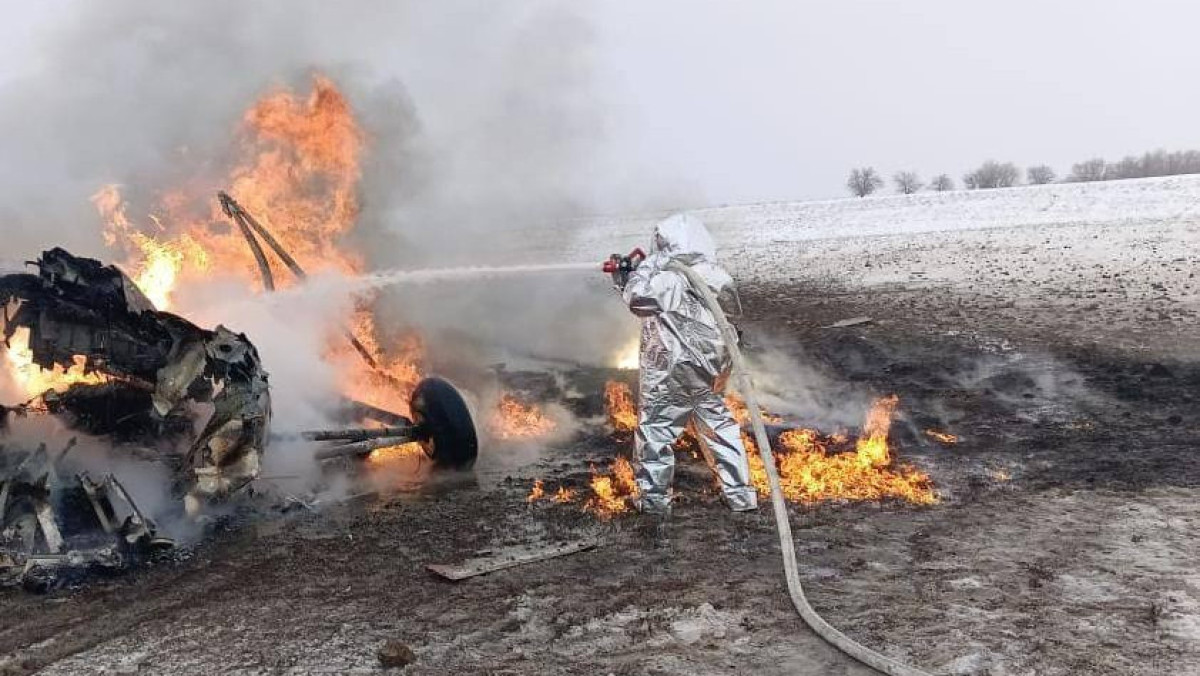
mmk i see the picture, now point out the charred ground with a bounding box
[2,272,1199,675]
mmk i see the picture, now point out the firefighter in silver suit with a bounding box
[619,213,757,514]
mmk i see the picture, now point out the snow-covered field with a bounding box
[563,174,1200,259]
[556,174,1200,358]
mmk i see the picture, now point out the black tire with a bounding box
[410,377,478,470]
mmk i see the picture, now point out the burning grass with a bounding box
[526,480,545,503]
[604,381,638,433]
[601,381,937,509]
[489,393,557,440]
[924,429,959,444]
[584,456,638,518]
[724,392,783,427]
[743,395,937,505]
[604,380,780,438]
[527,456,639,520]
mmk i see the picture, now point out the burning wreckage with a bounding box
[0,248,268,588]
[0,246,479,590]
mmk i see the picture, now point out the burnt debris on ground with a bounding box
[3,267,1200,673]
[0,249,269,589]
[0,438,172,592]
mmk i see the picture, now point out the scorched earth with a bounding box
[5,175,1200,675]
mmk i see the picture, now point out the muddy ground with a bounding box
[5,247,1200,674]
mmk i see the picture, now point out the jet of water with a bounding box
[220,260,603,314]
[355,261,598,291]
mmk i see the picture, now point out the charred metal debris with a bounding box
[0,438,171,591]
[0,248,270,589]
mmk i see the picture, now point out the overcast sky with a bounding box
[2,1,1198,208]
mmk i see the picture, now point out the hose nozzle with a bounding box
[602,248,645,288]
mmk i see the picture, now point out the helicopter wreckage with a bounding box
[1,244,478,591]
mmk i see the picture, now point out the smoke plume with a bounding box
[0,0,641,372]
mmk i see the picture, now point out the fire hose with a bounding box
[666,260,931,676]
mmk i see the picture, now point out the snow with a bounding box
[703,174,1200,242]
[551,175,1200,285]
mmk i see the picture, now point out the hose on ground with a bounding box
[668,261,932,676]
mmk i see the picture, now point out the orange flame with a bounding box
[340,323,424,417]
[527,479,545,503]
[142,74,367,289]
[489,393,556,440]
[3,326,107,396]
[526,457,638,519]
[584,456,638,519]
[725,392,783,426]
[80,75,426,420]
[607,381,766,438]
[525,481,579,505]
[539,395,932,519]
[604,380,637,433]
[91,185,211,311]
[924,429,958,444]
[854,393,899,468]
[365,442,424,468]
[744,395,936,504]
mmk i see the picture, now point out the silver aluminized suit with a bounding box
[622,214,757,513]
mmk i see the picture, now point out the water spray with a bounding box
[353,261,598,290]
[278,246,647,295]
[225,260,605,315]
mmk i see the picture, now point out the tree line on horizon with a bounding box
[845,148,1200,197]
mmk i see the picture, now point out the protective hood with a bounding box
[651,214,732,292]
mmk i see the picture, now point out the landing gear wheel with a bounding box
[409,377,478,470]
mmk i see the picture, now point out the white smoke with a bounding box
[0,1,625,257]
[0,2,690,518]
[0,0,652,368]
[742,334,879,431]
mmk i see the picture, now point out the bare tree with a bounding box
[964,160,1021,189]
[893,171,923,195]
[846,167,884,197]
[930,174,954,192]
[1069,158,1107,182]
[1167,149,1200,175]
[1027,165,1057,185]
[1141,150,1169,177]
[1107,156,1142,180]
[1080,149,1200,181]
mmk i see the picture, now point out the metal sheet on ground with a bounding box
[823,316,874,329]
[427,539,600,581]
